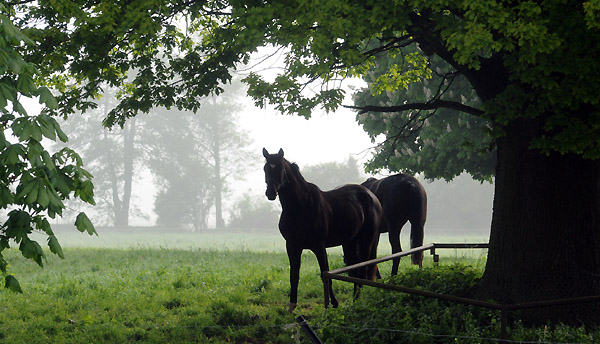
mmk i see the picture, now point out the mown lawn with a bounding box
[0,230,597,343]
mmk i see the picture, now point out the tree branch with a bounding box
[343,99,484,117]
[361,35,414,58]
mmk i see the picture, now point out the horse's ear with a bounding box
[277,148,284,158]
[263,148,269,158]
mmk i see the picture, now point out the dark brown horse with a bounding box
[263,148,382,311]
[362,173,427,275]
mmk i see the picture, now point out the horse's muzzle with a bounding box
[266,187,277,200]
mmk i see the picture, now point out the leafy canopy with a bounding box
[1,4,95,292]
[231,0,600,165]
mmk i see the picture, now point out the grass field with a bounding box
[1,229,595,343]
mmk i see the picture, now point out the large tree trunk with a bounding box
[479,117,600,325]
[112,118,137,228]
[120,118,137,227]
[214,134,225,230]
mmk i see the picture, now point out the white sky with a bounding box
[234,92,377,189]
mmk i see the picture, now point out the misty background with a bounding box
[44,80,493,237]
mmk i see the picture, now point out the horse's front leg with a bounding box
[286,242,302,312]
[312,245,338,308]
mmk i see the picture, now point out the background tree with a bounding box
[145,87,255,231]
[353,49,495,182]
[191,83,255,230]
[59,94,143,227]
[227,193,280,231]
[301,156,362,190]
[144,109,216,231]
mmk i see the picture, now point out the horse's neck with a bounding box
[278,165,312,211]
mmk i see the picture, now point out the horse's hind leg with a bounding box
[389,219,408,276]
[410,221,425,267]
[342,242,364,300]
[312,245,338,308]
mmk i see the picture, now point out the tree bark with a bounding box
[479,117,600,325]
[214,133,225,230]
[112,118,137,228]
[120,118,136,227]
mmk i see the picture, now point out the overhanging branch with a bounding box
[343,99,484,117]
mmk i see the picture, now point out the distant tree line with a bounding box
[227,157,493,232]
[60,83,256,231]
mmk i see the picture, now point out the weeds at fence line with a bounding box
[322,243,600,344]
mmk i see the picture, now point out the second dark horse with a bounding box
[362,174,427,275]
[263,148,382,311]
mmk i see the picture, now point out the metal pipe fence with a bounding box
[322,243,600,342]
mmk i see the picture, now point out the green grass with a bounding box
[1,247,322,343]
[1,230,596,343]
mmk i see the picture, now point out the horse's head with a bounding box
[262,148,287,201]
[361,177,378,189]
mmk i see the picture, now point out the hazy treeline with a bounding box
[54,88,492,234]
[227,157,493,235]
[57,83,256,231]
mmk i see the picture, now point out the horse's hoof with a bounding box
[287,303,297,313]
[331,300,339,308]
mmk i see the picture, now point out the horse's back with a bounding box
[363,174,427,229]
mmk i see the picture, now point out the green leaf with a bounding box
[0,184,13,208]
[37,114,57,140]
[4,275,22,293]
[35,217,53,234]
[37,183,49,208]
[75,212,97,236]
[30,122,43,142]
[15,178,38,201]
[11,117,28,140]
[0,81,16,104]
[75,180,95,204]
[41,151,55,170]
[0,254,7,273]
[50,172,73,196]
[47,235,64,259]
[37,87,58,109]
[55,125,69,143]
[1,144,25,165]
[19,238,44,267]
[16,74,36,95]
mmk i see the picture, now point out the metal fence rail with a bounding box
[322,243,600,342]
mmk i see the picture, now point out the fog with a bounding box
[19,86,494,239]
[16,48,494,240]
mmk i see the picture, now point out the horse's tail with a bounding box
[409,181,427,266]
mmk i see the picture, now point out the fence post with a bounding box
[296,315,324,344]
[500,306,508,343]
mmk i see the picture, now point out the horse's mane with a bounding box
[287,160,327,209]
[289,162,307,183]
